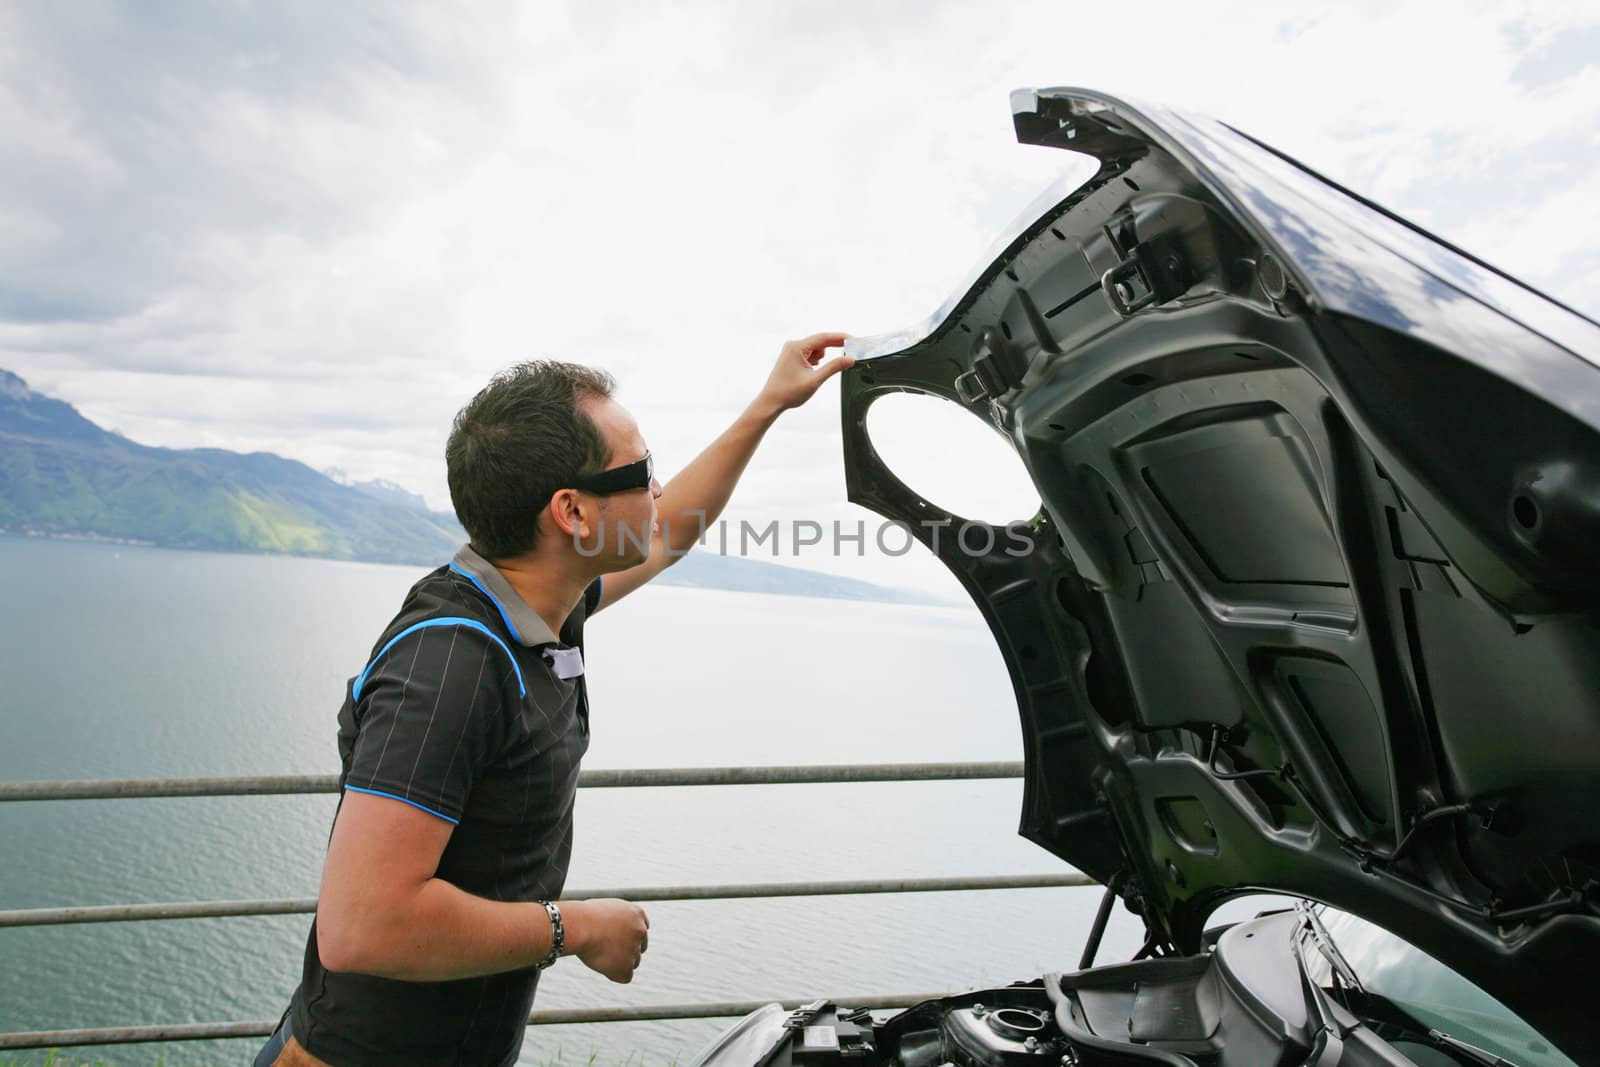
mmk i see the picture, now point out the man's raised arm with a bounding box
[595,332,851,611]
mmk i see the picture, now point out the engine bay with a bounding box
[706,911,1519,1067]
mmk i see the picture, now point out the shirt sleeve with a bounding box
[343,623,516,824]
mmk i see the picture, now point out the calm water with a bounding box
[0,536,1141,1065]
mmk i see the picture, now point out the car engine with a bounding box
[690,912,1521,1066]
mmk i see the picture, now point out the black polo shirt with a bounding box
[288,545,600,1067]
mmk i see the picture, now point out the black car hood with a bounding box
[839,87,1600,1057]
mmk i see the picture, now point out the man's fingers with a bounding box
[815,353,854,381]
[787,331,851,364]
[759,333,853,412]
[796,331,850,352]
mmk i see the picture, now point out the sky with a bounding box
[2,0,1597,593]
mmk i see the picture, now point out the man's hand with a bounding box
[591,330,853,612]
[563,897,650,983]
[755,332,853,416]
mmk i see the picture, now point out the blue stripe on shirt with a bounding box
[350,616,525,700]
[344,785,460,825]
[447,562,524,643]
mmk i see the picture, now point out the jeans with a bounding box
[252,1012,292,1067]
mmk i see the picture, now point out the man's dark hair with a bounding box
[446,361,617,560]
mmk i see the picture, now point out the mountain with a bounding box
[326,469,435,513]
[0,369,463,563]
[0,370,941,604]
[0,368,118,447]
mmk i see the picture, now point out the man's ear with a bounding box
[546,489,586,541]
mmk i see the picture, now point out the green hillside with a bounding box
[0,369,462,564]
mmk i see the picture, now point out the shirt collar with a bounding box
[449,544,561,648]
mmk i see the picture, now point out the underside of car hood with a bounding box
[840,87,1600,1058]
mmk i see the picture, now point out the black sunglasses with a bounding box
[569,452,654,496]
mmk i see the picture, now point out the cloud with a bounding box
[1,0,1596,591]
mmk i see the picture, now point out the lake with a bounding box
[0,535,1142,1065]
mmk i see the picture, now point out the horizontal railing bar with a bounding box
[0,897,318,927]
[0,774,339,801]
[583,762,1025,787]
[0,761,1025,802]
[0,1020,270,1050]
[0,872,1095,928]
[0,993,946,1049]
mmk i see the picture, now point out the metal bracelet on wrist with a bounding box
[536,901,563,970]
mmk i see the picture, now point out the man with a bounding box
[255,333,851,1067]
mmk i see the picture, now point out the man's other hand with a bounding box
[563,897,650,983]
[757,332,853,414]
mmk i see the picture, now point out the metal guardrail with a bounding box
[0,761,1095,1054]
[1,994,947,1050]
[0,760,1026,802]
[0,872,1095,928]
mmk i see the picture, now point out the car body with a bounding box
[690,86,1600,1067]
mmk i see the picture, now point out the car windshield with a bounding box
[1301,905,1577,1067]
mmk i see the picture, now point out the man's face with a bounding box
[577,393,661,570]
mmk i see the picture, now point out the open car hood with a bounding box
[840,87,1600,1055]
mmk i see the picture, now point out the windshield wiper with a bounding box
[1291,903,1356,1065]
[1290,903,1524,1067]
[1425,1028,1522,1067]
[1295,900,1365,997]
